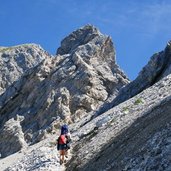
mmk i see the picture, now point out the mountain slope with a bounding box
[0,25,129,158]
[1,25,171,171]
[66,74,171,171]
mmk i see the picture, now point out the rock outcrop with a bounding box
[0,118,27,158]
[0,25,129,157]
[0,44,49,95]
[95,41,171,116]
[111,41,171,107]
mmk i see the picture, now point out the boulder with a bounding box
[0,118,27,157]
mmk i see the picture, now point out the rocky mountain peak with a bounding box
[1,26,171,171]
[57,25,122,83]
[57,25,116,66]
[57,25,102,55]
[0,25,129,159]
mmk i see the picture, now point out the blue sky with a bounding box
[0,0,171,80]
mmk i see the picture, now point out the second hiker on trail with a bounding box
[57,124,71,165]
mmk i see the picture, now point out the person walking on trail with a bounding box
[57,124,71,165]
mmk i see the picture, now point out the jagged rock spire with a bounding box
[57,25,102,55]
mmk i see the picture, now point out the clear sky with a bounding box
[0,0,171,80]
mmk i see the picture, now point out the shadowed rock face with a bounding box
[0,25,129,157]
[111,41,171,107]
[95,41,171,116]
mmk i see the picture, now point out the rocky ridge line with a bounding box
[112,41,171,106]
[0,44,49,95]
[96,41,171,116]
[0,25,129,158]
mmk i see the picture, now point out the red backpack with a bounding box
[58,135,66,145]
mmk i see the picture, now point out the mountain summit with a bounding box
[0,25,171,171]
[0,25,128,158]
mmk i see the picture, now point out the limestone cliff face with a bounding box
[0,44,49,95]
[0,25,129,157]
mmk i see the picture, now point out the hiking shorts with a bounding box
[57,144,67,151]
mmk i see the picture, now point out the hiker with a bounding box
[57,124,71,165]
[61,124,71,154]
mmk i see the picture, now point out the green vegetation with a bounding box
[0,44,34,53]
[134,98,143,105]
[122,106,129,114]
[49,141,57,147]
[110,117,117,124]
[0,47,12,53]
[123,106,129,111]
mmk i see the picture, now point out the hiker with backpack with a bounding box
[57,124,71,165]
